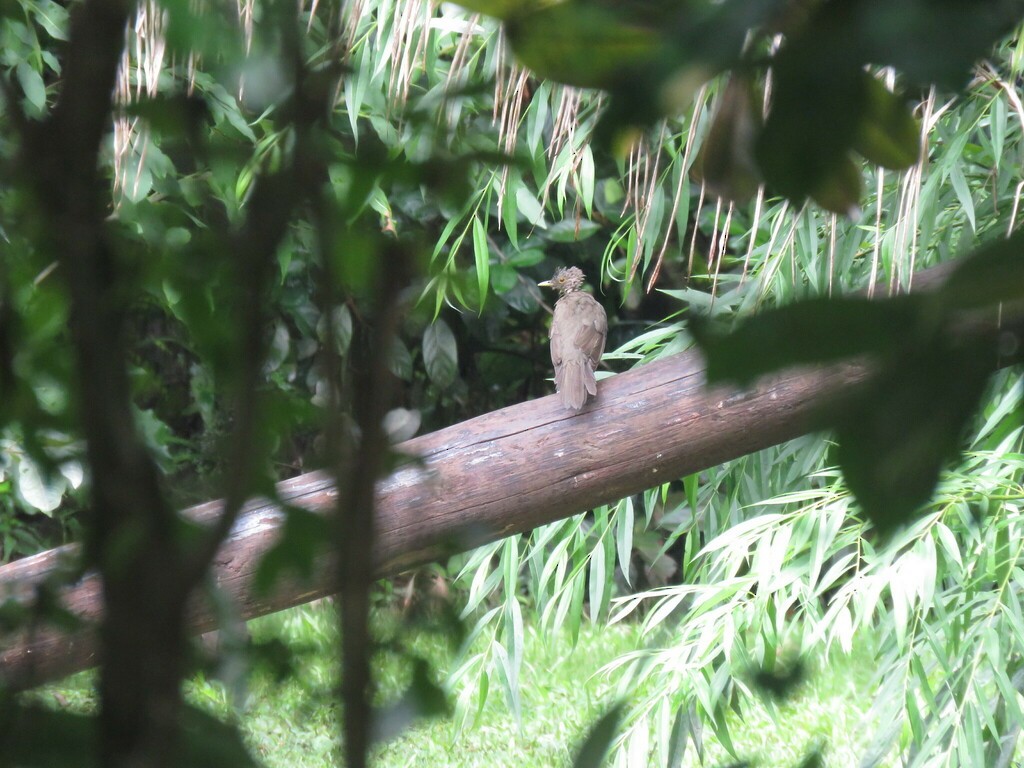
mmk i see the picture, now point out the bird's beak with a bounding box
[537,280,552,288]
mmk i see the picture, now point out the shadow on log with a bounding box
[0,262,964,691]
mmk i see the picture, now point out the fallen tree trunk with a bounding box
[0,263,963,691]
[0,353,866,690]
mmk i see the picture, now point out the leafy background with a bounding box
[1,0,1024,765]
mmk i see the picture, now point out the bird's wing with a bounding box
[572,295,607,367]
[549,304,567,366]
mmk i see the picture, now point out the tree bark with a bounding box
[0,346,869,691]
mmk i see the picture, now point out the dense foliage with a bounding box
[1,0,1023,766]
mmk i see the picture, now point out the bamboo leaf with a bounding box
[616,498,634,587]
[589,528,606,622]
[948,163,975,231]
[472,216,490,311]
[579,144,595,217]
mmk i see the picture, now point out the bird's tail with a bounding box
[556,360,597,411]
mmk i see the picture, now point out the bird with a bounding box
[538,266,608,411]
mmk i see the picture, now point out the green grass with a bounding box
[235,602,642,768]
[30,602,884,767]
[220,602,885,767]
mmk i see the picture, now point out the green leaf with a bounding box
[588,520,607,620]
[490,263,518,295]
[254,507,330,595]
[809,152,863,218]
[16,63,46,111]
[15,454,64,514]
[3,703,98,768]
[667,705,702,768]
[853,75,920,170]
[795,748,826,768]
[544,219,601,243]
[210,85,256,141]
[181,704,259,767]
[449,0,529,20]
[423,320,458,388]
[473,216,490,311]
[507,3,661,90]
[948,163,976,232]
[834,338,994,536]
[388,338,414,381]
[514,186,546,229]
[939,229,1024,309]
[371,657,451,744]
[572,703,624,768]
[692,73,762,204]
[508,248,545,268]
[501,177,520,250]
[33,0,69,41]
[756,30,864,206]
[493,640,521,721]
[499,281,539,313]
[615,498,634,587]
[579,144,595,217]
[860,0,1024,90]
[751,658,806,700]
[692,295,923,387]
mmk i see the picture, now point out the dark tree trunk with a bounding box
[99,560,187,768]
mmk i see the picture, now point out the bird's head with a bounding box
[538,266,586,295]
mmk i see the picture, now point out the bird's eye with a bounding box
[558,277,565,283]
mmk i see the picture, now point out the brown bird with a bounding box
[538,266,608,411]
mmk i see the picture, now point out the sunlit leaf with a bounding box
[615,498,634,587]
[579,144,595,217]
[15,453,64,514]
[472,216,490,311]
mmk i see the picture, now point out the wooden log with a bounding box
[0,351,868,690]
